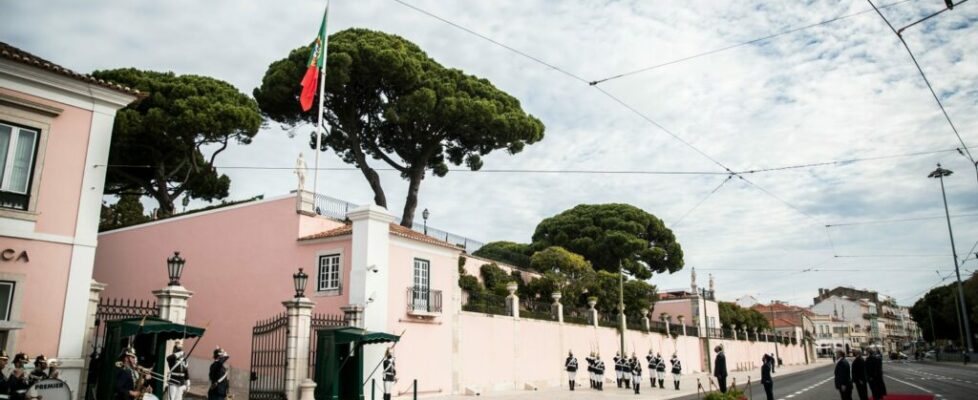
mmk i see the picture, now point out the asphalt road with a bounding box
[674,360,977,400]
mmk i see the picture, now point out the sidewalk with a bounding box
[441,360,831,399]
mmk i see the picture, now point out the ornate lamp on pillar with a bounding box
[166,251,186,286]
[293,268,309,298]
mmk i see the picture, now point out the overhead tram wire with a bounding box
[866,0,978,188]
[826,212,978,227]
[390,0,590,85]
[588,0,917,85]
[671,174,734,228]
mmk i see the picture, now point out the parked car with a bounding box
[924,350,936,359]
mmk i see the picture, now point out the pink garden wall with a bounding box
[456,312,808,395]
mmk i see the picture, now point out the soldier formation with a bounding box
[566,348,682,394]
[0,351,65,400]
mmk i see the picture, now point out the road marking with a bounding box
[889,374,941,397]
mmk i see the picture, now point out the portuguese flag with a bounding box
[300,7,328,112]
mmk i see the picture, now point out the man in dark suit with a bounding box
[761,355,774,400]
[851,350,869,400]
[208,347,230,400]
[867,349,887,400]
[834,350,853,400]
[713,345,728,393]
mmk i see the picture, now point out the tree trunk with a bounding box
[150,168,176,218]
[400,168,425,228]
[360,166,387,208]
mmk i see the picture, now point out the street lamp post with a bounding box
[928,164,974,352]
[770,303,780,362]
[422,208,430,235]
[618,260,626,359]
[166,251,186,286]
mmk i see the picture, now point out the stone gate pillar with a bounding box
[551,292,564,323]
[154,285,193,324]
[78,280,107,400]
[283,297,314,400]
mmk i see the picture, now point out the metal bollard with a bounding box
[413,379,418,400]
[371,379,375,400]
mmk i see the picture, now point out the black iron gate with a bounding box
[249,313,288,400]
[86,297,160,400]
[308,313,345,379]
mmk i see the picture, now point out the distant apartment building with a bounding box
[810,313,853,357]
[751,302,816,341]
[812,293,880,348]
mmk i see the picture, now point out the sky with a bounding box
[4,0,977,308]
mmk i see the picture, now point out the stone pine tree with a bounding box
[531,203,684,280]
[253,28,545,227]
[92,69,261,216]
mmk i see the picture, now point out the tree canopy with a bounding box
[530,204,683,279]
[911,273,977,344]
[718,302,771,331]
[92,68,261,216]
[472,241,532,269]
[254,28,545,227]
[99,194,149,231]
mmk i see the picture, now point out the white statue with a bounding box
[294,153,307,191]
[690,267,698,292]
[709,273,715,292]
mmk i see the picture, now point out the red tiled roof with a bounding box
[1,42,141,96]
[299,224,352,240]
[299,223,463,251]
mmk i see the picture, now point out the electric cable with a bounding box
[588,0,917,85]
[672,175,734,227]
[826,213,978,227]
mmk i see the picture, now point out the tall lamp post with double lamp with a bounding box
[928,163,974,352]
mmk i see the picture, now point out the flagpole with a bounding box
[312,0,330,200]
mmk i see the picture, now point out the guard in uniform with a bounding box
[208,347,230,400]
[166,341,190,400]
[654,352,666,389]
[622,351,632,389]
[630,354,641,394]
[9,354,30,400]
[614,352,623,388]
[29,356,48,385]
[0,351,10,400]
[594,354,605,391]
[116,347,151,400]
[586,352,595,389]
[646,350,656,389]
[564,351,578,391]
[670,353,682,390]
[382,349,396,400]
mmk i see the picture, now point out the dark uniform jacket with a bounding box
[8,371,30,400]
[0,370,11,399]
[166,353,189,386]
[613,356,622,372]
[671,358,682,374]
[114,367,141,400]
[208,361,229,400]
[565,356,578,372]
[27,371,47,386]
[655,357,666,372]
[834,358,852,389]
[850,356,867,385]
[382,357,396,382]
[713,352,728,379]
[594,360,605,375]
[631,360,641,377]
[586,357,595,373]
[761,361,773,385]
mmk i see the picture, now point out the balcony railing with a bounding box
[406,287,442,315]
[312,193,484,251]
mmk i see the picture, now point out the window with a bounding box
[0,122,40,211]
[317,254,341,292]
[0,281,14,321]
[411,259,430,311]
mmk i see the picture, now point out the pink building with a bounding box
[94,191,811,398]
[0,42,138,398]
[651,268,721,334]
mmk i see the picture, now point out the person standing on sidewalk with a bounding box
[761,354,774,400]
[867,349,886,400]
[834,350,853,400]
[670,353,682,390]
[850,350,868,400]
[713,346,728,393]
